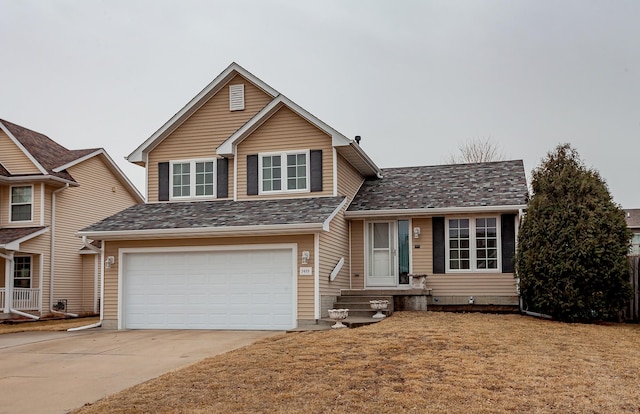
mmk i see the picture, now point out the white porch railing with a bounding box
[0,288,40,311]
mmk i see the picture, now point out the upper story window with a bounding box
[631,233,640,256]
[13,256,32,288]
[259,151,309,194]
[447,217,499,272]
[10,185,33,222]
[170,159,215,199]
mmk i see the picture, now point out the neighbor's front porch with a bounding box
[0,287,40,312]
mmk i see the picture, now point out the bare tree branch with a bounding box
[446,137,506,164]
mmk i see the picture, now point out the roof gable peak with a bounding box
[126,62,279,164]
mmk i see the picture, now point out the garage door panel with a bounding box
[123,249,295,330]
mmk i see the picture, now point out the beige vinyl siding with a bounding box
[20,235,51,311]
[147,74,272,202]
[81,254,99,312]
[102,235,315,325]
[427,273,517,296]
[318,208,350,306]
[236,106,334,200]
[0,129,40,174]
[336,153,364,198]
[411,218,432,274]
[0,185,7,225]
[0,183,43,227]
[349,219,365,289]
[413,215,516,297]
[51,156,140,313]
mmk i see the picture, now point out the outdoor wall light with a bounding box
[105,256,115,269]
[413,227,421,239]
[301,251,310,264]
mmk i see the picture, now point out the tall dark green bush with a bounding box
[516,144,632,322]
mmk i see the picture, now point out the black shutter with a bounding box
[216,158,228,198]
[433,217,445,274]
[310,149,323,192]
[247,154,258,195]
[158,162,169,201]
[501,213,516,273]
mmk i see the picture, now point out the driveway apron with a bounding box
[0,329,281,414]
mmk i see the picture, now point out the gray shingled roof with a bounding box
[0,227,47,245]
[81,196,346,232]
[348,160,528,212]
[625,209,640,228]
[1,119,99,182]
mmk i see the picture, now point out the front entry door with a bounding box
[367,221,397,287]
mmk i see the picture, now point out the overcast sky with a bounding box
[1,1,639,207]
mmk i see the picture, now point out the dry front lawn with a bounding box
[74,312,640,413]
[0,316,99,334]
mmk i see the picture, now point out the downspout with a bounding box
[50,183,77,317]
[69,236,104,331]
[348,220,352,290]
[514,208,552,320]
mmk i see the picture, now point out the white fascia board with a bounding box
[217,98,283,156]
[0,175,79,187]
[77,222,326,240]
[55,149,144,203]
[322,197,349,231]
[218,94,355,157]
[53,149,103,172]
[344,204,529,219]
[127,62,279,163]
[0,121,48,175]
[2,227,50,251]
[343,142,383,178]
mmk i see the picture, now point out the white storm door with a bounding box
[367,221,397,287]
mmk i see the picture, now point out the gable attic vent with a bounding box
[229,84,245,111]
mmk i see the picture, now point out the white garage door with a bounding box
[122,248,295,330]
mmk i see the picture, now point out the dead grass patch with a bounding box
[0,316,99,334]
[73,312,640,413]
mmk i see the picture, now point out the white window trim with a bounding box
[9,184,34,223]
[445,215,501,273]
[13,255,33,289]
[169,158,217,200]
[258,150,310,195]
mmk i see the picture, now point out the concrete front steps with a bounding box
[333,294,394,319]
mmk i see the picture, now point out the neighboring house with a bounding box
[0,119,143,319]
[626,209,640,255]
[78,63,528,331]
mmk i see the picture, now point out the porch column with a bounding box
[2,252,14,313]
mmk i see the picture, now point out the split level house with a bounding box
[0,119,143,319]
[79,63,529,331]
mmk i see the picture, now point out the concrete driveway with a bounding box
[0,328,281,414]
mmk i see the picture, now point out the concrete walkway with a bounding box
[0,329,281,414]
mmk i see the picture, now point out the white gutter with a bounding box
[69,236,105,331]
[78,222,327,241]
[344,204,528,219]
[50,183,69,313]
[0,175,78,186]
